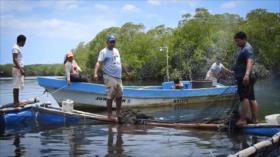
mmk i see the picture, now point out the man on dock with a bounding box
[93,34,128,120]
[12,35,27,107]
[233,31,258,126]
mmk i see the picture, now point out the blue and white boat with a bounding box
[37,77,237,109]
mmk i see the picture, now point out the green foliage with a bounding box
[1,8,278,79]
[0,64,64,77]
[71,8,278,80]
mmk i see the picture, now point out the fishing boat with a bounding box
[0,102,117,129]
[37,77,237,109]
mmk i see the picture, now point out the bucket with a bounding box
[265,114,280,125]
[62,99,74,113]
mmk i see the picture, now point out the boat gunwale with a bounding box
[38,77,237,98]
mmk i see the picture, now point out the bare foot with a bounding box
[236,119,247,127]
[108,114,113,119]
[108,114,118,123]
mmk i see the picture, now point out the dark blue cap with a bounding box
[106,34,115,41]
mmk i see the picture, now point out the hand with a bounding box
[67,80,71,86]
[20,69,25,75]
[242,75,249,86]
[93,73,98,81]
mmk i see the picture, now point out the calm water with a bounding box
[0,78,279,157]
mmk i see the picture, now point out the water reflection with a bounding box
[106,124,124,157]
[13,135,26,157]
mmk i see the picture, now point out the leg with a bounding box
[249,100,258,123]
[115,80,123,117]
[71,75,88,82]
[107,99,113,118]
[236,80,250,126]
[236,98,250,126]
[13,88,19,106]
[249,79,257,123]
[116,97,122,117]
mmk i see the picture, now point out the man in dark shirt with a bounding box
[233,32,258,126]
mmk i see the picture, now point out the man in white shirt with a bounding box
[12,35,26,107]
[93,34,128,120]
[206,58,232,85]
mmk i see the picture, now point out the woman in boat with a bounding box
[64,52,88,85]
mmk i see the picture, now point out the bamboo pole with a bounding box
[40,107,118,123]
[146,122,225,130]
[73,109,118,123]
[228,132,280,157]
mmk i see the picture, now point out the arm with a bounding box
[13,53,24,75]
[242,58,253,85]
[74,60,82,72]
[65,62,71,85]
[221,65,233,74]
[122,64,129,75]
[93,61,101,81]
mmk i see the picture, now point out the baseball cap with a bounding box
[67,52,73,58]
[106,34,116,41]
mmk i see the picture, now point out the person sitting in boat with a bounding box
[64,52,88,85]
[205,57,233,85]
[173,78,184,89]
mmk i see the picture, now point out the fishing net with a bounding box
[118,75,240,127]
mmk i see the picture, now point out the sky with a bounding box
[0,0,279,65]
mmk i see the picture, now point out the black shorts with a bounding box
[237,77,256,101]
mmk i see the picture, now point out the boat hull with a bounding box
[38,77,237,109]
[47,87,236,109]
[242,124,280,136]
[0,105,113,128]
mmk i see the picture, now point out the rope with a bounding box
[32,84,68,100]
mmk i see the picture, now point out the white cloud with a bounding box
[0,0,79,13]
[221,1,238,9]
[147,0,161,6]
[121,4,139,13]
[0,0,33,12]
[94,4,109,11]
[186,0,199,8]
[0,15,116,41]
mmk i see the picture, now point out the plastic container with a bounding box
[265,114,280,125]
[62,99,74,113]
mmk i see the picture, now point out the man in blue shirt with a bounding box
[93,34,128,120]
[233,31,258,126]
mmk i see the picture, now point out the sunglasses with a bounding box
[109,40,115,44]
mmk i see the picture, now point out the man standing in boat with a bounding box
[233,31,258,126]
[12,35,27,107]
[206,57,233,86]
[93,34,128,119]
